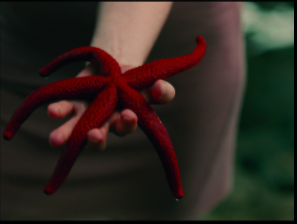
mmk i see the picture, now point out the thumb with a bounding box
[77,63,97,77]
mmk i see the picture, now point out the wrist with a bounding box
[90,2,173,68]
[90,35,144,68]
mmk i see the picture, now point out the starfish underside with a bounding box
[3,36,206,199]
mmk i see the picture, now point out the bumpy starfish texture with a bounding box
[3,36,206,199]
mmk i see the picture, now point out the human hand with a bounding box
[47,63,175,151]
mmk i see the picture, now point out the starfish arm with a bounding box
[39,47,121,78]
[123,36,206,90]
[118,84,184,199]
[44,85,118,195]
[3,76,109,140]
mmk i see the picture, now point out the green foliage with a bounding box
[255,1,294,10]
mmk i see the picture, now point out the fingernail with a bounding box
[123,115,133,123]
[50,133,63,146]
[159,83,167,99]
[56,133,64,142]
[53,105,61,115]
[89,136,98,143]
[89,131,105,151]
[89,131,102,143]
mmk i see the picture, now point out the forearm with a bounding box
[91,2,173,67]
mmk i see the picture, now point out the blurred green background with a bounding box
[199,2,294,220]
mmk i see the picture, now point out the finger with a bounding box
[87,123,110,151]
[108,110,138,136]
[47,100,74,118]
[77,63,97,77]
[114,109,138,136]
[141,80,175,104]
[120,65,134,73]
[151,80,175,104]
[47,65,94,118]
[49,115,81,147]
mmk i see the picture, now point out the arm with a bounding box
[48,2,175,150]
[91,2,173,67]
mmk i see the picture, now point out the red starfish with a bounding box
[3,36,206,199]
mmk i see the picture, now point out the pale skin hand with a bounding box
[48,64,175,151]
[47,2,174,151]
